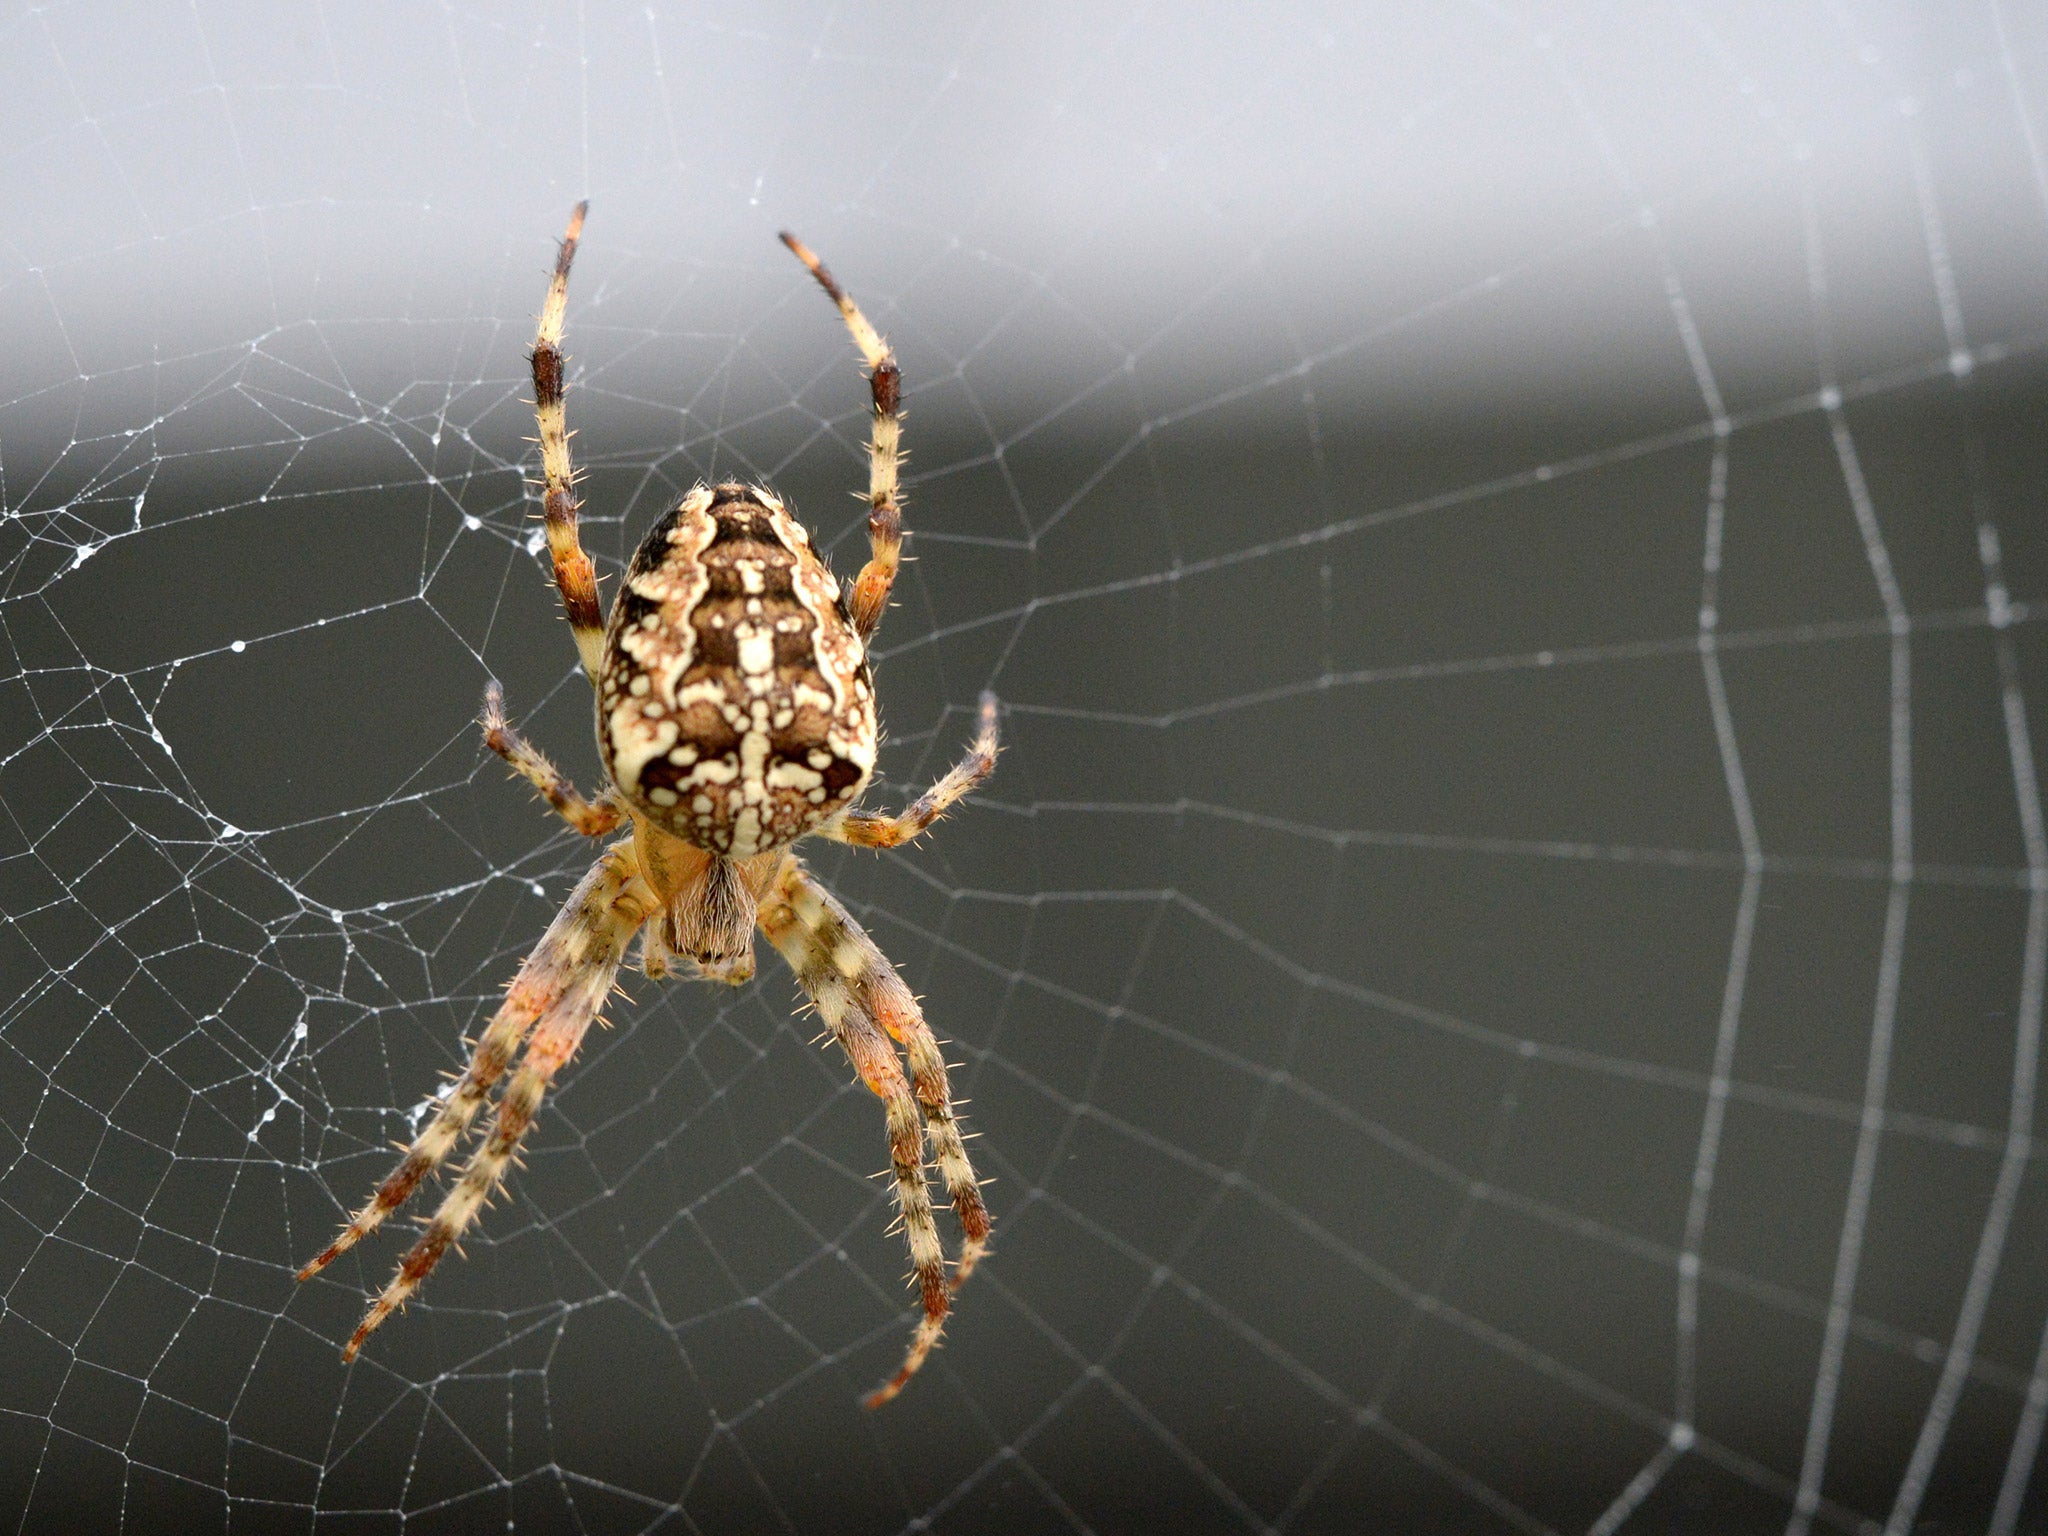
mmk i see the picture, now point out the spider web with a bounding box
[4,2,2048,1531]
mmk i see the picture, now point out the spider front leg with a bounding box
[759,857,991,1408]
[482,681,624,837]
[781,232,903,643]
[299,840,657,1357]
[825,692,1000,850]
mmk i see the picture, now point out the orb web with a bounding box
[3,3,2047,1532]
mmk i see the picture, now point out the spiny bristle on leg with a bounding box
[759,858,984,1407]
[308,843,653,1358]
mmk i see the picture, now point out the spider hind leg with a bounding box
[532,201,605,685]
[780,231,903,644]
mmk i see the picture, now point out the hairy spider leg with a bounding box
[534,201,606,683]
[773,861,992,1287]
[335,842,657,1358]
[760,858,991,1407]
[826,692,1000,850]
[299,842,654,1355]
[780,232,903,643]
[482,680,624,837]
[297,688,625,1279]
[296,842,629,1280]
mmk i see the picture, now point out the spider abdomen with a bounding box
[598,482,877,859]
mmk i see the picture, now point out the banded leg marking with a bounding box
[482,681,624,837]
[779,232,903,642]
[828,692,999,850]
[761,858,989,1406]
[301,842,654,1357]
[533,201,606,683]
[879,999,990,1295]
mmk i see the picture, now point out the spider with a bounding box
[298,204,998,1409]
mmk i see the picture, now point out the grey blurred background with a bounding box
[3,2,2047,1532]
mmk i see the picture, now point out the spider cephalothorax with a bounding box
[298,206,997,1408]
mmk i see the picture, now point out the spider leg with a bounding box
[823,692,1000,850]
[302,841,656,1357]
[823,890,993,1293]
[779,233,902,644]
[760,857,990,1407]
[295,840,626,1278]
[482,681,624,837]
[533,201,607,685]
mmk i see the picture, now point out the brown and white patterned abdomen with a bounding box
[598,483,877,859]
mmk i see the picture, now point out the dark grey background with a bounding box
[3,2,2047,1532]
